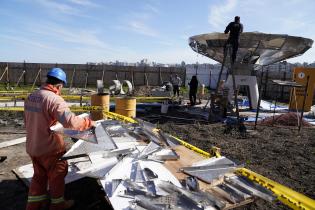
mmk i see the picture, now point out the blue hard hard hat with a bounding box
[47,68,67,85]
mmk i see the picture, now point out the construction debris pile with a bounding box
[260,112,312,127]
[15,118,276,210]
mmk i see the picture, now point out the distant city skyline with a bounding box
[0,0,314,64]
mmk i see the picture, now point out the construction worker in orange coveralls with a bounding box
[24,68,96,210]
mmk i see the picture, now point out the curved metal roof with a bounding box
[189,32,313,66]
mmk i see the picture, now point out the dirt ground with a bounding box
[0,107,314,210]
[155,107,315,210]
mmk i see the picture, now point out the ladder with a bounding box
[206,44,240,123]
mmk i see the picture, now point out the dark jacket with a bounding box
[189,77,198,91]
[224,21,243,41]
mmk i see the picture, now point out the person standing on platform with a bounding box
[224,16,243,63]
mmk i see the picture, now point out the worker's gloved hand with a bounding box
[90,120,97,128]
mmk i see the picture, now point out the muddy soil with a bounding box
[155,108,315,210]
[0,109,314,210]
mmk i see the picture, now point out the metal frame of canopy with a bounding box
[189,32,313,66]
[189,32,313,125]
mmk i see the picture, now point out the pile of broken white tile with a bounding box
[16,117,276,210]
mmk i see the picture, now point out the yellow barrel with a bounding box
[90,93,110,120]
[115,97,136,118]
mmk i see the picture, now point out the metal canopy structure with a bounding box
[189,32,313,66]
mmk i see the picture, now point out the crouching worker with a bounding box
[24,68,96,210]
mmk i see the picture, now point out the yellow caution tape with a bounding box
[0,107,24,112]
[102,111,137,124]
[210,146,222,158]
[166,134,212,158]
[0,105,138,124]
[0,96,28,101]
[237,168,315,210]
[150,127,219,158]
[0,90,29,93]
[0,95,170,102]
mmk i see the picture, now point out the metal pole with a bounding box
[281,71,286,101]
[0,66,8,82]
[263,68,269,98]
[298,76,310,132]
[84,72,88,89]
[209,69,211,88]
[158,67,161,85]
[255,67,264,129]
[144,66,149,87]
[15,70,26,88]
[216,59,226,93]
[38,64,42,86]
[205,48,228,111]
[182,67,185,88]
[131,68,134,87]
[6,63,9,89]
[31,68,41,91]
[272,84,279,126]
[85,63,89,89]
[69,67,76,92]
[231,64,240,122]
[23,60,26,85]
[101,64,105,82]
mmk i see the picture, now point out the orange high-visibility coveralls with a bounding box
[24,84,92,210]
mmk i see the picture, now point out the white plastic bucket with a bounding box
[161,104,169,114]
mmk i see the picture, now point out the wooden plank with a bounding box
[164,145,255,209]
[0,137,26,149]
[164,145,205,180]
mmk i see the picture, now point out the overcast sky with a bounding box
[0,0,314,64]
